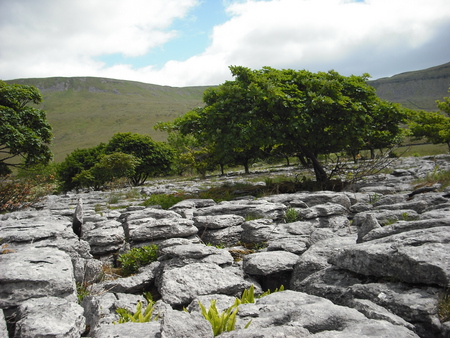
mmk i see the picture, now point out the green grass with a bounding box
[7,77,208,162]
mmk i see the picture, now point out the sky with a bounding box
[1,0,449,87]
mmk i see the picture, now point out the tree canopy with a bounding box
[409,89,450,152]
[173,66,408,184]
[105,132,174,186]
[0,81,53,175]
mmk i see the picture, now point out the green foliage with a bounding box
[105,132,174,186]
[57,143,106,192]
[198,299,240,336]
[117,245,159,276]
[284,208,300,223]
[76,282,91,303]
[167,66,408,184]
[0,81,53,175]
[438,290,450,322]
[114,300,158,324]
[408,88,450,153]
[141,193,187,210]
[72,152,139,190]
[199,284,284,336]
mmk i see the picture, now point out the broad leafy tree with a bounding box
[176,66,408,185]
[105,132,173,185]
[73,152,139,190]
[409,89,450,152]
[57,144,106,192]
[0,81,53,175]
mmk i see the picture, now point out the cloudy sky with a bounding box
[1,0,449,87]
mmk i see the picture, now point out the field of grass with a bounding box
[7,77,208,162]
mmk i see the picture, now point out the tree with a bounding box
[409,89,450,152]
[73,152,139,190]
[176,66,407,185]
[105,132,173,185]
[0,81,53,175]
[57,144,106,192]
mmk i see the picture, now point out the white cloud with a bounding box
[1,0,449,86]
[0,0,199,78]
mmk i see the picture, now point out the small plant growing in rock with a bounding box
[117,245,158,276]
[114,300,158,324]
[199,284,284,336]
[284,207,300,223]
[76,282,91,303]
[438,290,450,322]
[198,299,244,336]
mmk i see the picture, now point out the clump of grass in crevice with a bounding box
[438,289,450,322]
[117,245,159,276]
[413,167,450,190]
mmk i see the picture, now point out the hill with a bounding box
[367,61,450,111]
[5,62,450,162]
[6,77,208,162]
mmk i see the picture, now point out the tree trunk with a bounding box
[243,161,250,174]
[301,147,328,185]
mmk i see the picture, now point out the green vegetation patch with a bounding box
[117,245,158,276]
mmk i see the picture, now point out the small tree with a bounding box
[409,89,450,152]
[105,132,173,185]
[57,144,106,192]
[0,81,53,175]
[73,152,139,190]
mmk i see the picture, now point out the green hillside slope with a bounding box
[368,62,450,111]
[5,62,449,163]
[6,77,208,162]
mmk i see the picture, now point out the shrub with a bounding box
[117,245,158,276]
[0,175,53,213]
[284,207,300,223]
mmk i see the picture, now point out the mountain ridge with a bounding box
[5,62,450,162]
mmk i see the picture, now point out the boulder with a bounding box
[90,322,160,338]
[0,310,8,338]
[331,226,450,287]
[243,251,299,276]
[92,261,160,294]
[193,200,287,221]
[14,297,85,338]
[348,282,443,338]
[298,202,349,219]
[156,263,250,306]
[82,219,125,255]
[160,307,213,338]
[193,214,245,230]
[229,290,418,337]
[352,209,420,227]
[123,216,198,243]
[158,244,234,267]
[361,218,450,242]
[290,236,357,288]
[0,247,77,309]
[240,219,283,244]
[199,225,243,247]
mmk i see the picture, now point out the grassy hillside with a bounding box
[368,62,450,111]
[5,62,449,162]
[6,77,208,162]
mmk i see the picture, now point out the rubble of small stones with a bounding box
[0,155,449,337]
